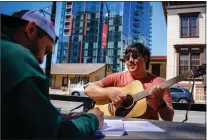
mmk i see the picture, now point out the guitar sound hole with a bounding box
[122,95,134,108]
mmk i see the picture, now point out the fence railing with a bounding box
[50,95,206,112]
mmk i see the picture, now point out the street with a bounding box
[172,110,206,124]
[51,100,206,124]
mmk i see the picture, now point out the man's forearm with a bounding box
[85,84,109,99]
[60,113,99,138]
[159,105,174,121]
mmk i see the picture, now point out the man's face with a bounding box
[124,52,146,73]
[32,35,53,64]
[25,21,54,64]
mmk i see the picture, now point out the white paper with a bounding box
[123,121,165,132]
[96,119,125,136]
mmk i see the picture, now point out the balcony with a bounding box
[64,32,69,36]
[132,28,141,34]
[66,1,72,5]
[64,29,69,33]
[66,5,72,9]
[66,8,71,12]
[134,11,141,16]
[132,16,140,22]
[132,34,141,39]
[137,5,144,9]
[133,23,140,28]
[64,25,70,29]
[65,11,71,15]
[65,18,70,22]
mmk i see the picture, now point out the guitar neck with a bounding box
[132,70,194,101]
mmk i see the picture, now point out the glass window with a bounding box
[107,48,113,56]
[181,17,188,37]
[79,35,82,41]
[170,88,177,92]
[88,13,91,19]
[117,58,120,64]
[93,42,98,48]
[108,57,113,64]
[108,42,114,48]
[92,57,97,63]
[119,25,122,31]
[84,50,88,56]
[80,22,83,27]
[118,41,121,48]
[191,54,200,69]
[79,28,83,34]
[80,15,84,20]
[109,19,113,25]
[116,66,120,72]
[83,57,87,63]
[63,49,67,56]
[190,16,197,36]
[117,49,121,55]
[109,26,115,31]
[179,53,189,74]
[96,13,100,18]
[179,51,201,79]
[93,50,97,56]
[177,89,184,92]
[180,14,198,37]
[84,43,88,49]
[63,36,69,42]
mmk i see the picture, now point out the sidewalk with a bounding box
[49,88,68,96]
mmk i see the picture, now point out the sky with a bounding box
[0,1,167,67]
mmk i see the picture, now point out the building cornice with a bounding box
[167,3,206,10]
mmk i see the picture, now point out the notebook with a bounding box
[95,119,125,136]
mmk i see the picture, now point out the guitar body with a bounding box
[94,80,147,118]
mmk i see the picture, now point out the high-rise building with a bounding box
[56,2,152,72]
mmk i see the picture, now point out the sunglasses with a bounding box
[124,53,143,61]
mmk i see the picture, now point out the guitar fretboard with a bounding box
[132,71,194,101]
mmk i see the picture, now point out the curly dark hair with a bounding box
[124,43,151,70]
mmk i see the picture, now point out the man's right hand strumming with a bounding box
[106,89,126,108]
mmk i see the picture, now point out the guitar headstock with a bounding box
[192,64,206,78]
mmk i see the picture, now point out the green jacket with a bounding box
[1,26,99,139]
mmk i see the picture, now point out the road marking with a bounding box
[174,115,205,118]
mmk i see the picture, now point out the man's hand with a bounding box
[149,86,165,108]
[87,107,104,129]
[106,89,126,108]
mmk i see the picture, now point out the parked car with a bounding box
[169,86,194,103]
[69,83,91,97]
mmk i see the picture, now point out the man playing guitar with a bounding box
[85,43,174,121]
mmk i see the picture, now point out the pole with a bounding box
[104,2,110,77]
[45,1,56,84]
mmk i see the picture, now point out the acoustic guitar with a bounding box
[94,64,206,118]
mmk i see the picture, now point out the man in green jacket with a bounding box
[1,10,104,139]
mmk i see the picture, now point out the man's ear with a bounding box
[25,21,37,40]
[144,55,148,63]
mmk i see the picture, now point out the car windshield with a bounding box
[183,88,190,93]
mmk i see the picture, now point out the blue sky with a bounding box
[1,1,167,66]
